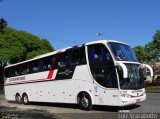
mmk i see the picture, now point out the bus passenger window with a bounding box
[32,62,39,72]
[52,57,57,69]
[71,50,80,66]
[21,65,27,75]
[14,67,21,76]
[70,47,86,66]
[58,61,66,68]
[80,47,86,64]
[57,54,67,68]
[94,47,102,61]
[21,63,30,75]
[88,46,102,62]
[42,57,52,71]
[26,65,30,74]
[88,44,117,88]
[5,68,10,78]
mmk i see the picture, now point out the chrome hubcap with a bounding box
[17,96,21,103]
[24,96,28,103]
[81,97,89,108]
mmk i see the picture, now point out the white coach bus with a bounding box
[4,40,153,110]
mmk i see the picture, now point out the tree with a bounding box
[133,46,149,62]
[145,30,160,61]
[0,18,7,32]
[153,30,160,49]
[133,30,160,63]
[145,42,157,61]
[0,27,54,84]
[152,30,160,60]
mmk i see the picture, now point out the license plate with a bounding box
[136,99,140,103]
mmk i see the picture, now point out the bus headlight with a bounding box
[121,94,131,98]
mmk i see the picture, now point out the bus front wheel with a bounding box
[79,93,92,111]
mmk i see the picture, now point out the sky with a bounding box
[0,0,160,50]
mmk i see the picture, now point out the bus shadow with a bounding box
[30,102,79,109]
[27,102,141,112]
[8,101,140,112]
[92,104,140,112]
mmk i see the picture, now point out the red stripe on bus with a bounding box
[56,51,62,54]
[5,70,56,85]
[47,70,54,79]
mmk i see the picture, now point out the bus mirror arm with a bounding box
[115,62,128,78]
[140,64,154,77]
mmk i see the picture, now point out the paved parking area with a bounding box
[0,93,160,119]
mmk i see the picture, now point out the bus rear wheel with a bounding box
[15,94,22,104]
[22,94,29,105]
[79,93,92,111]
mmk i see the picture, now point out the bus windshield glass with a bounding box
[108,42,138,62]
[119,63,145,90]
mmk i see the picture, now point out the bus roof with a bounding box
[5,40,129,68]
[85,40,129,46]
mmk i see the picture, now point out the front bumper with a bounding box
[119,93,146,106]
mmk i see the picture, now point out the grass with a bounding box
[145,86,160,93]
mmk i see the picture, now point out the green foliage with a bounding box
[152,30,160,59]
[133,46,149,61]
[0,18,7,32]
[0,27,54,63]
[0,27,54,83]
[153,30,160,49]
[146,86,160,93]
[144,30,160,62]
[133,30,160,62]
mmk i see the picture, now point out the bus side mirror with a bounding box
[140,64,153,77]
[115,62,128,78]
[139,68,147,81]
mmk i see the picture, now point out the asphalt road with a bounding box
[0,93,160,119]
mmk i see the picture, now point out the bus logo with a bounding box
[58,69,72,75]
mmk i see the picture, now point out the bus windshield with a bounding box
[118,63,145,90]
[108,42,138,62]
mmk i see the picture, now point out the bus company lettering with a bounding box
[9,76,25,82]
[58,69,72,75]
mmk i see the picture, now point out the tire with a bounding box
[79,93,92,111]
[22,94,29,105]
[15,94,22,104]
